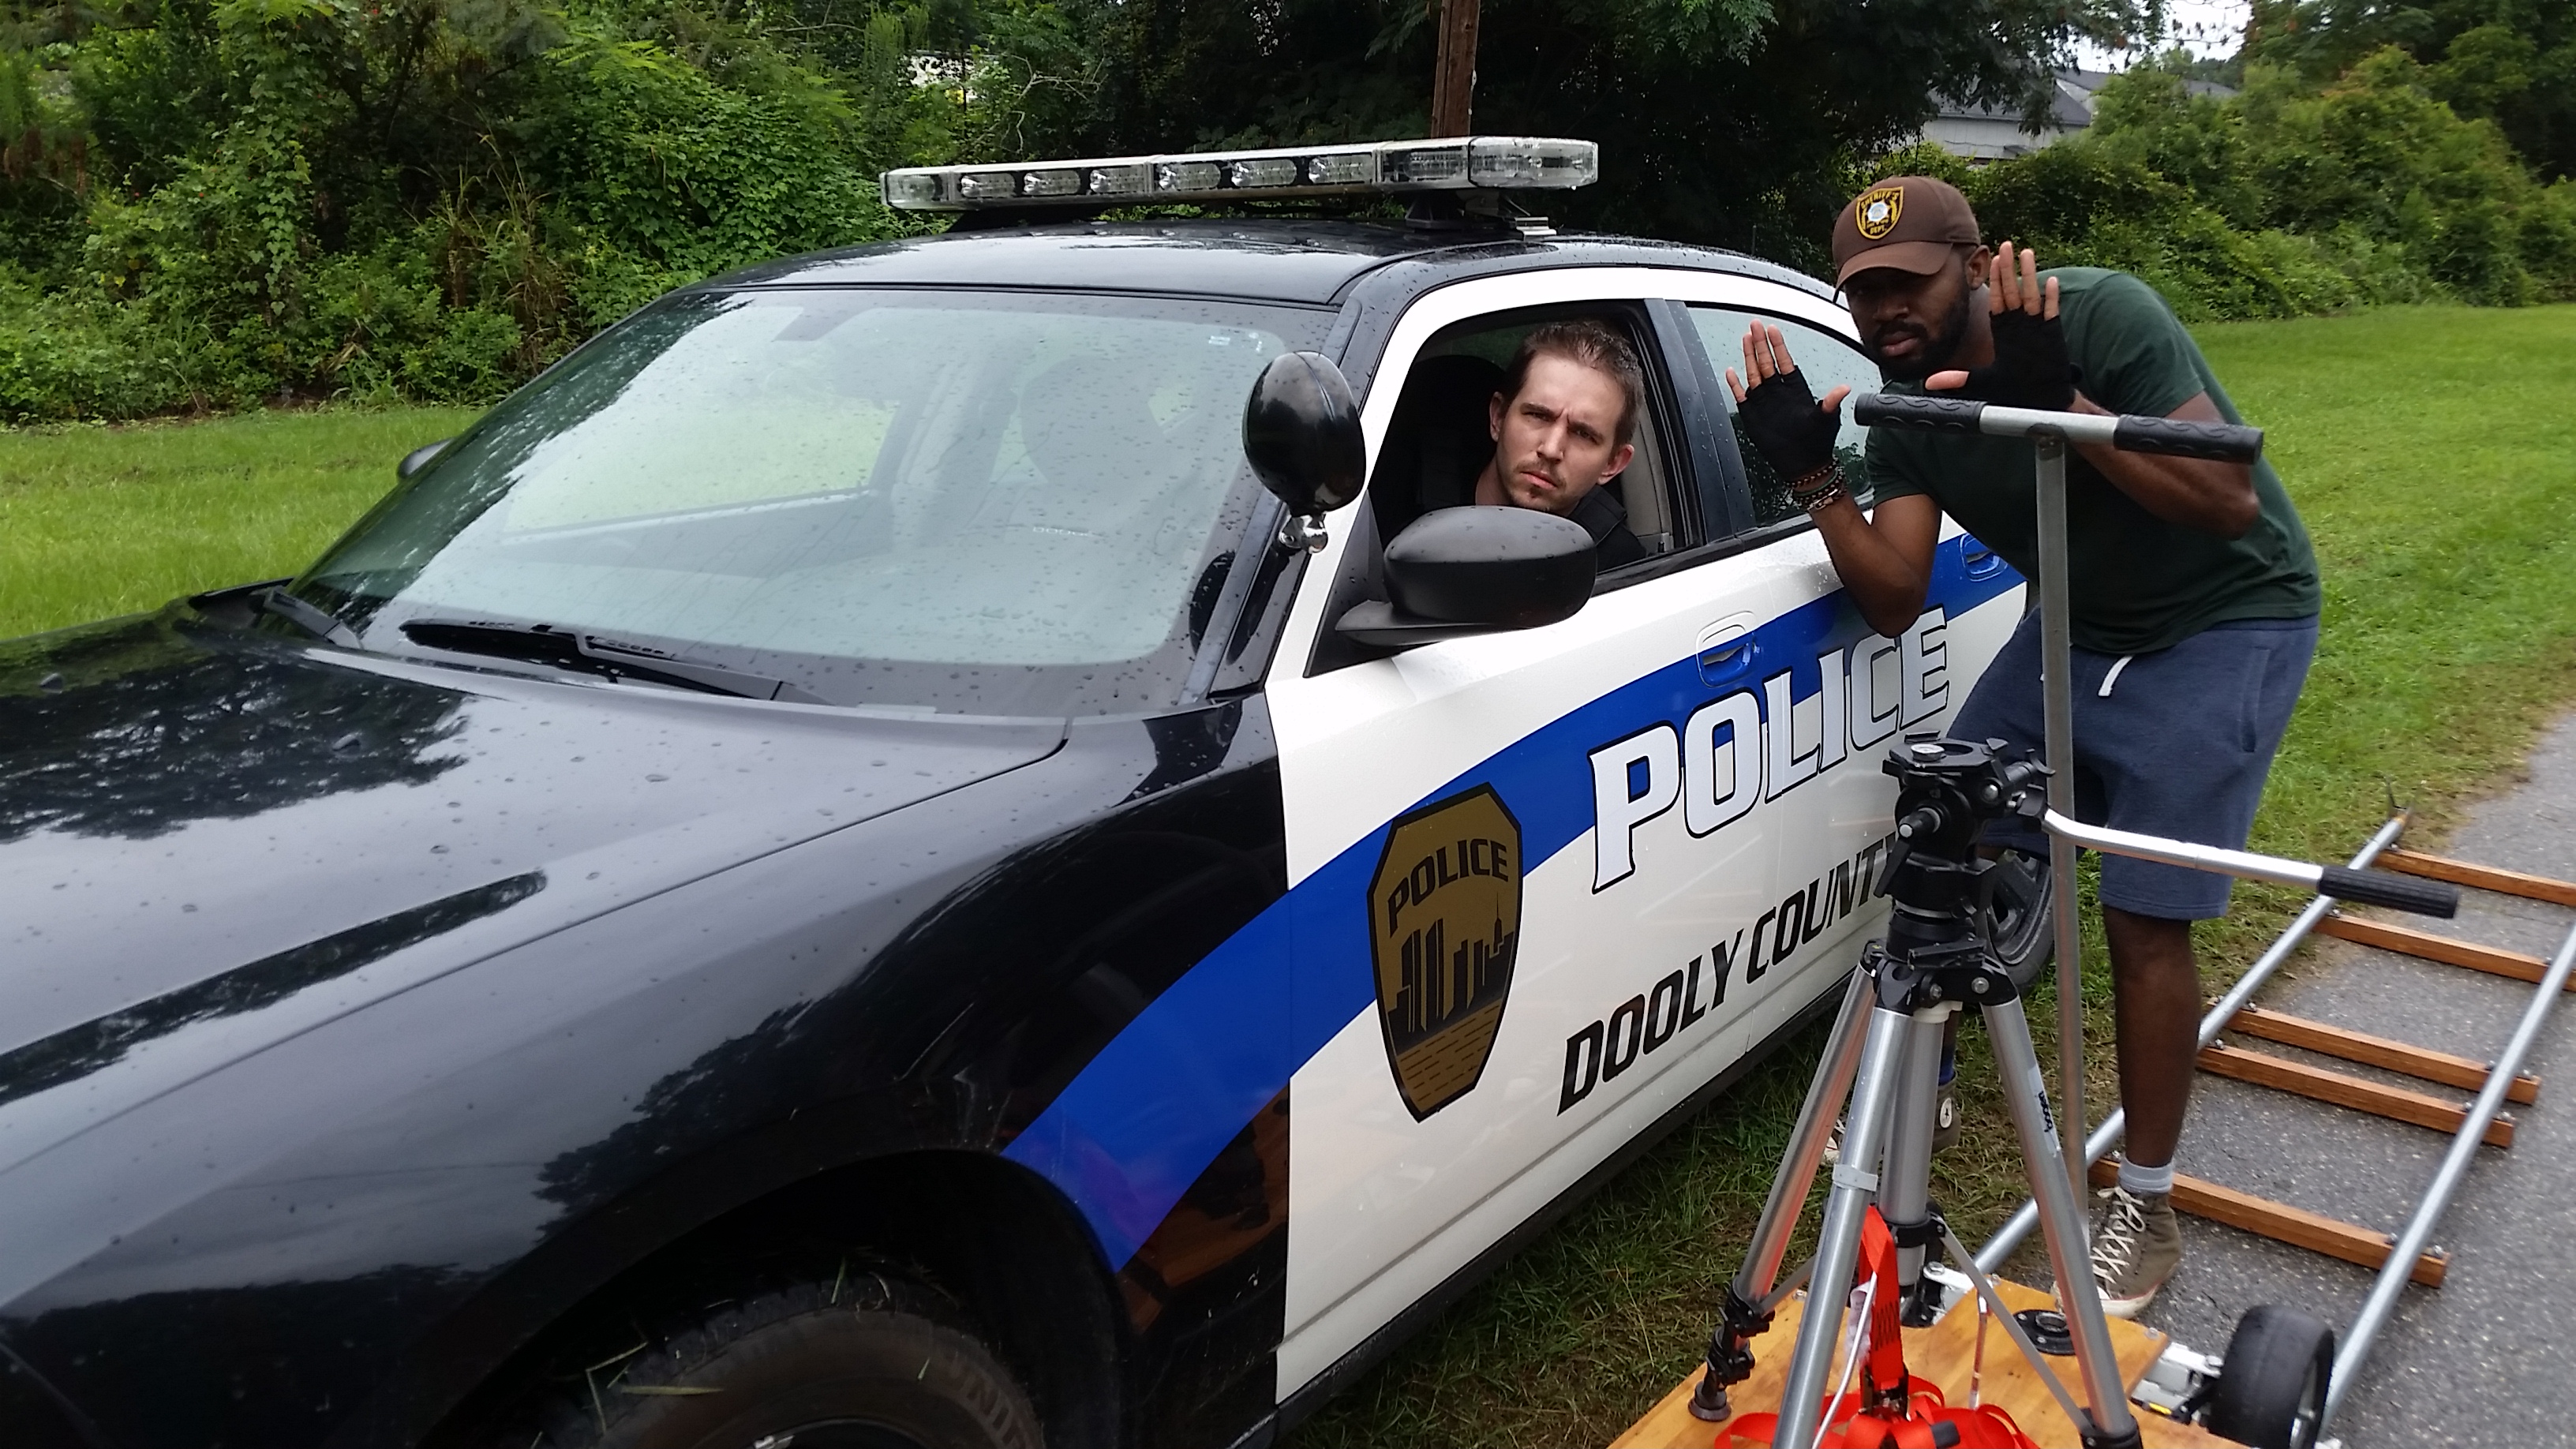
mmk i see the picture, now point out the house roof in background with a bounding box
[1930,67,2237,133]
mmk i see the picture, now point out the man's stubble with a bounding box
[1863,271,1977,384]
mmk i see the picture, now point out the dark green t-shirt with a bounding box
[1864,268,2320,655]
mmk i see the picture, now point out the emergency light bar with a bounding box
[881,137,1597,212]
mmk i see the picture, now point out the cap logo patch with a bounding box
[1856,185,1904,241]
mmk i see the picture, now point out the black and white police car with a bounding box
[0,139,2033,1449]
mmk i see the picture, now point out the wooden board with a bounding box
[1612,1279,2238,1448]
[2223,1002,2540,1105]
[2087,1159,2447,1287]
[2380,848,2576,908]
[2196,1040,2515,1148]
[2316,912,2565,990]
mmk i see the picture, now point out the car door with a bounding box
[1260,265,2031,1402]
[1672,302,2026,934]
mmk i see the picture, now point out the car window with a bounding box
[1686,308,1878,527]
[294,288,1330,716]
[1365,308,1687,571]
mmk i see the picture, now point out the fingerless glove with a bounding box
[1736,368,1842,480]
[1952,309,2080,411]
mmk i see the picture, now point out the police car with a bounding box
[0,139,2033,1449]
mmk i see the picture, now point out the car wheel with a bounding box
[525,1275,1043,1449]
[1981,847,2054,990]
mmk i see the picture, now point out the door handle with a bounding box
[1698,616,1759,688]
[1960,538,2006,579]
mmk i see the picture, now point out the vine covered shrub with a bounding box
[0,0,959,421]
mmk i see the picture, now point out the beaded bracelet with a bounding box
[1797,478,1850,513]
[1789,462,1848,513]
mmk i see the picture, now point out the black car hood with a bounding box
[0,614,1063,1168]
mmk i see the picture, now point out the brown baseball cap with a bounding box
[1832,176,1981,286]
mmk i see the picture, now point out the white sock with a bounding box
[2118,1158,2175,1198]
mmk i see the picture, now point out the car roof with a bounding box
[702,219,1839,309]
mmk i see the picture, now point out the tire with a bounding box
[522,1275,1043,1449]
[2203,1304,2335,1449]
[1981,847,2055,990]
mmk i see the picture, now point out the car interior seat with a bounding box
[1368,354,1506,542]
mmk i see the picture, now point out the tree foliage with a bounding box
[1942,47,2576,319]
[2242,0,2576,181]
[0,0,2570,421]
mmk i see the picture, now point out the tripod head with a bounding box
[1871,736,2050,1008]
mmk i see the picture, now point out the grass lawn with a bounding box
[1289,304,2576,1448]
[0,406,481,640]
[4,307,2572,1449]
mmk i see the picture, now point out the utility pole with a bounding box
[1429,0,1481,137]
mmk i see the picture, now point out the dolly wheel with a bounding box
[2204,1305,2335,1449]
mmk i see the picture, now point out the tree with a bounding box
[1035,0,2159,262]
[2245,0,2576,178]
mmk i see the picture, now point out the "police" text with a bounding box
[1589,611,1948,891]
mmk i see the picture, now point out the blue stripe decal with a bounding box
[1005,540,2020,1267]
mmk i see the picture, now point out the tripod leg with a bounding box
[1983,994,2143,1446]
[1693,967,1873,1420]
[1738,967,1871,1300]
[1878,1005,1953,1321]
[1772,1002,1914,1449]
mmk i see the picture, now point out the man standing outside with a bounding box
[1725,177,2322,1316]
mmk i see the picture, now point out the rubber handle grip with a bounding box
[1851,394,1985,432]
[2110,414,2263,462]
[2320,865,2461,919]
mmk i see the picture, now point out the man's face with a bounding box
[1844,249,1983,381]
[1487,354,1636,516]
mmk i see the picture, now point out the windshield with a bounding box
[294,287,1328,715]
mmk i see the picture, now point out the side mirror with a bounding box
[1335,507,1596,647]
[398,439,453,480]
[1242,351,1363,552]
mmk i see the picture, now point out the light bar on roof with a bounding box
[881,137,1598,212]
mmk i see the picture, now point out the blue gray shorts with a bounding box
[1959,610,2319,921]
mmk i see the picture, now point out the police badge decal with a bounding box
[1369,785,1522,1120]
[1856,185,1904,241]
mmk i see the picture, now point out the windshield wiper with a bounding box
[259,587,363,648]
[399,618,827,703]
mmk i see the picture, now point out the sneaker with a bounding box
[2087,1183,2183,1319]
[1821,1081,1959,1164]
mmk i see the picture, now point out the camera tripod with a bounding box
[1686,397,2462,1449]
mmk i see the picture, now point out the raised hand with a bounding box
[1927,241,2078,410]
[1726,322,1852,481]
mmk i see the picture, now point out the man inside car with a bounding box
[1473,320,1650,566]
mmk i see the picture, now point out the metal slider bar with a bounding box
[2046,811,2334,894]
[2322,913,2576,1432]
[1965,402,2128,447]
[1977,814,2412,1272]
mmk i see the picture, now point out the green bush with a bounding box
[8,1,2576,421]
[1871,48,2576,321]
[0,0,949,421]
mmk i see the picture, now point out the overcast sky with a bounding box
[2079,0,2252,69]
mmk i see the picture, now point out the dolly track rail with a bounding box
[1975,814,2413,1272]
[2321,910,2576,1429]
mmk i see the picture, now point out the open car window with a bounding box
[1365,306,1690,574]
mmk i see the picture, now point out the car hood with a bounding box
[0,613,1063,1160]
